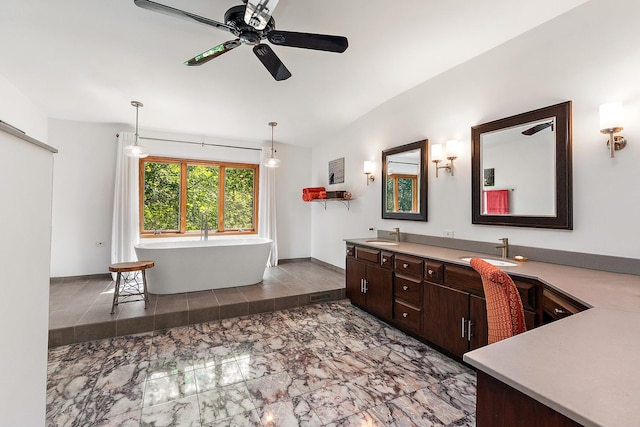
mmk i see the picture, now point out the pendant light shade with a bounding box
[264,121,281,168]
[125,101,149,158]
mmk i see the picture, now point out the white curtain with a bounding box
[259,147,278,266]
[111,132,140,276]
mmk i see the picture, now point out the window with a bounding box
[140,156,258,235]
[386,174,418,213]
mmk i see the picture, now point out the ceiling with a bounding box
[0,0,589,147]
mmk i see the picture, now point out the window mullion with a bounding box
[218,166,225,231]
[180,162,187,233]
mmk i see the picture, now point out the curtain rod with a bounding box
[116,133,262,152]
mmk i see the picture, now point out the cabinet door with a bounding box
[366,264,393,320]
[346,257,366,308]
[469,294,488,351]
[423,283,470,358]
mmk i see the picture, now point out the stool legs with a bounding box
[111,272,122,314]
[141,269,149,309]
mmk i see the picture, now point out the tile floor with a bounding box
[47,300,476,426]
[49,261,345,347]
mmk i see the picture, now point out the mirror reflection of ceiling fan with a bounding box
[134,0,349,81]
[521,120,554,136]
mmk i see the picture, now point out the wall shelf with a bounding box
[307,198,354,211]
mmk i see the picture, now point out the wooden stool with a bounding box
[109,260,155,314]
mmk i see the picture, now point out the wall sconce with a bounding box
[600,102,627,158]
[431,140,459,177]
[363,161,375,185]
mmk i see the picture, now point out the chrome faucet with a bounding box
[390,227,401,243]
[496,237,509,259]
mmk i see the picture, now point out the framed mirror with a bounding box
[382,139,428,221]
[471,101,572,229]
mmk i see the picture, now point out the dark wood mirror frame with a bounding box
[382,139,428,221]
[471,101,573,229]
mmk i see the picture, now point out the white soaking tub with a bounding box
[134,238,272,294]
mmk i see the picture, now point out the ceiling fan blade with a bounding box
[253,44,291,81]
[522,121,554,135]
[267,30,348,53]
[244,0,279,30]
[184,40,241,66]
[134,0,233,33]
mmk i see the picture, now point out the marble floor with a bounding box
[47,300,476,426]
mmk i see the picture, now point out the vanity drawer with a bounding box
[380,251,394,270]
[345,244,355,258]
[424,261,444,284]
[356,247,380,264]
[394,300,422,331]
[542,288,587,322]
[394,276,423,306]
[395,254,424,279]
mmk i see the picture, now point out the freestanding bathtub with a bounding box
[134,238,272,294]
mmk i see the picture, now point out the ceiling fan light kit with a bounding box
[134,0,348,81]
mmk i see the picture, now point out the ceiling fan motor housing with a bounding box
[225,4,274,44]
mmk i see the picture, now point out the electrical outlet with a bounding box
[96,241,104,247]
[443,230,454,238]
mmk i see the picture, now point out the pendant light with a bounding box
[125,101,149,158]
[264,121,281,168]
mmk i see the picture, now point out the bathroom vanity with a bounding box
[344,238,640,427]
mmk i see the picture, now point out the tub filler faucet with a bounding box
[201,213,209,241]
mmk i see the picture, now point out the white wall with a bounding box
[311,0,640,268]
[49,121,312,276]
[49,120,120,277]
[0,75,51,426]
[0,73,48,141]
[0,131,54,426]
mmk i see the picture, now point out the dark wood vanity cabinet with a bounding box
[542,287,588,324]
[346,244,547,361]
[346,248,393,321]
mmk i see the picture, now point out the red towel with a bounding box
[302,192,322,202]
[302,187,325,194]
[484,190,509,214]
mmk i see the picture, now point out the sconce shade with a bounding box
[431,143,444,162]
[445,140,459,158]
[600,102,624,131]
[363,161,374,175]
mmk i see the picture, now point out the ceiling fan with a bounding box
[521,121,554,136]
[134,0,349,81]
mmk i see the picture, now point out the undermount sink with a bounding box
[459,257,518,267]
[365,239,399,246]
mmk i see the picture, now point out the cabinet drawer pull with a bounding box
[402,312,408,318]
[402,285,409,291]
[467,320,473,341]
[554,308,568,315]
[461,317,466,338]
[403,263,409,269]
[428,269,434,276]
[382,257,387,263]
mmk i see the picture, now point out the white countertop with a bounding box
[345,238,640,427]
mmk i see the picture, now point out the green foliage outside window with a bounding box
[224,168,255,230]
[141,157,258,234]
[143,162,181,231]
[186,165,219,231]
[397,177,414,212]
